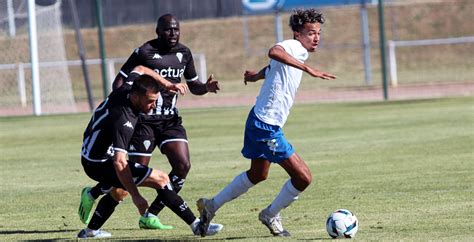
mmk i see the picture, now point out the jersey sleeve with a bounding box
[123,71,142,87]
[110,106,137,154]
[277,40,293,55]
[276,39,308,62]
[119,48,142,78]
[184,49,198,82]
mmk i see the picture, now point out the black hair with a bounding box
[289,8,325,32]
[131,75,160,96]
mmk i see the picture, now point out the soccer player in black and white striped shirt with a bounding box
[77,66,222,238]
[82,13,220,230]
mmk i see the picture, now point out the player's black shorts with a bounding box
[128,115,188,157]
[81,157,152,188]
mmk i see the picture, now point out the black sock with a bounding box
[147,173,185,215]
[156,184,195,225]
[89,182,110,199]
[87,194,119,230]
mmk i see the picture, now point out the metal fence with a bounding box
[0,0,473,116]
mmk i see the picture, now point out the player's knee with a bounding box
[175,160,191,176]
[302,172,313,187]
[110,188,129,202]
[296,171,312,190]
[247,170,268,184]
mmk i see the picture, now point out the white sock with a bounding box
[212,172,254,210]
[190,218,199,230]
[144,211,157,218]
[267,180,301,217]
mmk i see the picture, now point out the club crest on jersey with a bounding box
[143,140,151,150]
[153,53,162,59]
[176,52,183,63]
[123,121,133,129]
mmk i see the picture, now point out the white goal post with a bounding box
[388,36,474,87]
[0,0,76,116]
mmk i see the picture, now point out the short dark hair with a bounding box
[289,8,325,32]
[131,74,160,95]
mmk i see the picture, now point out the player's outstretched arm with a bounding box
[244,66,267,85]
[304,66,336,80]
[268,45,336,80]
[188,74,220,95]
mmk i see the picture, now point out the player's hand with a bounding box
[131,194,149,215]
[307,67,336,80]
[172,83,188,95]
[165,83,188,95]
[244,70,258,85]
[206,74,220,93]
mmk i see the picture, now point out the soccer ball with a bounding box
[326,209,359,239]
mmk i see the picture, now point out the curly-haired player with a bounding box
[196,8,336,237]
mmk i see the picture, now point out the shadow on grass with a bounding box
[0,229,78,241]
[296,238,333,241]
[0,229,331,241]
[0,229,77,235]
[221,235,332,240]
[219,235,270,240]
[86,239,199,242]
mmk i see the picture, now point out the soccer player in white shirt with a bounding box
[196,8,336,237]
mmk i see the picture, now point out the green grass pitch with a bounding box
[1,97,473,240]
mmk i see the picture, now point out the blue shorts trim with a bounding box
[241,108,294,163]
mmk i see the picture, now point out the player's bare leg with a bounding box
[197,158,270,235]
[130,155,174,230]
[162,141,191,178]
[278,152,312,191]
[140,141,190,229]
[260,153,311,237]
[246,157,271,184]
[148,141,191,215]
[141,169,223,236]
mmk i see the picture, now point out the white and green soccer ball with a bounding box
[326,209,359,239]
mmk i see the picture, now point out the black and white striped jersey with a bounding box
[81,73,141,162]
[119,39,198,119]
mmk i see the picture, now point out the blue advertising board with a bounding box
[243,0,374,14]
